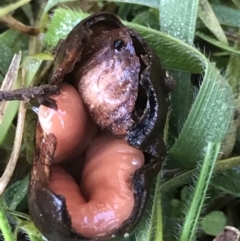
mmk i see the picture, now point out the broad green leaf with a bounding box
[44,9,88,47]
[0,29,28,83]
[198,0,228,44]
[0,43,12,81]
[0,30,19,81]
[201,211,227,236]
[4,175,29,210]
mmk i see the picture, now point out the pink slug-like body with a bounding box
[48,134,144,237]
[38,83,98,163]
[29,12,170,241]
[38,83,144,237]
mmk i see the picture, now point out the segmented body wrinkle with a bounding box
[38,83,98,163]
[38,83,144,237]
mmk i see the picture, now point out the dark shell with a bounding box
[28,12,170,241]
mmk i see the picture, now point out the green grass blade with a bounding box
[159,0,199,44]
[158,0,199,149]
[92,0,159,9]
[196,31,240,54]
[0,201,15,241]
[133,175,163,241]
[198,0,228,44]
[9,175,29,210]
[212,4,240,28]
[179,142,221,241]
[152,175,164,241]
[160,155,240,194]
[169,61,234,167]
[0,57,42,144]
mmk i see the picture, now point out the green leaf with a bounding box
[126,22,203,72]
[93,0,159,9]
[132,9,159,30]
[169,61,233,167]
[160,156,240,194]
[211,169,240,197]
[159,0,199,44]
[4,175,29,210]
[44,9,88,47]
[0,55,42,144]
[179,142,221,241]
[27,53,54,61]
[212,4,240,28]
[196,31,240,55]
[0,29,28,83]
[201,211,227,236]
[0,53,22,145]
[198,0,228,44]
[134,175,163,241]
[0,201,14,241]
[43,0,79,14]
[159,0,199,143]
[0,43,12,81]
[15,221,43,241]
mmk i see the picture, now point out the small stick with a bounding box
[0,85,60,110]
[0,84,59,100]
[0,14,39,36]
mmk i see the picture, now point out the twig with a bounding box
[0,100,26,195]
[0,14,39,36]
